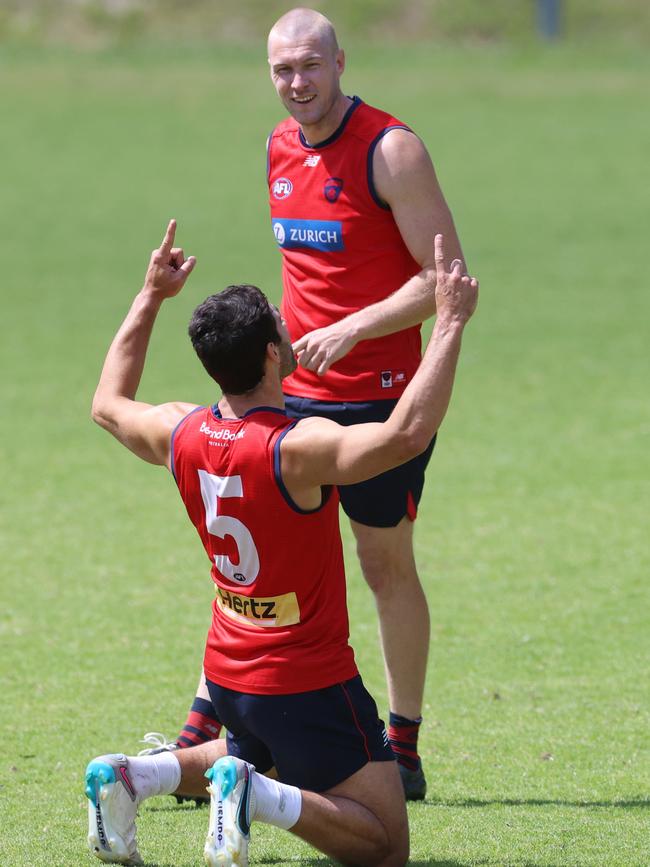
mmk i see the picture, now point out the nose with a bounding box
[291,71,309,91]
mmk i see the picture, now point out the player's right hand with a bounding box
[143,219,196,299]
[433,234,478,324]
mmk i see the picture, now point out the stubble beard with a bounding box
[279,340,298,379]
[288,85,341,136]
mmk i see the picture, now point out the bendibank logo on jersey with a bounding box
[272,218,344,252]
[200,421,245,442]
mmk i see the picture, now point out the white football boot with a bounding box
[204,756,255,867]
[85,754,143,865]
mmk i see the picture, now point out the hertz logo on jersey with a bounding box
[272,218,344,252]
[216,586,300,628]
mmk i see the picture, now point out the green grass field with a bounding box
[1,38,649,866]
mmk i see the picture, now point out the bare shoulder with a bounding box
[373,127,462,268]
[147,402,200,469]
[140,401,200,451]
[373,128,436,183]
[149,401,200,426]
[97,400,200,468]
[283,416,341,451]
[276,416,339,496]
[280,415,343,468]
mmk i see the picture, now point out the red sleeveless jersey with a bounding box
[268,97,422,401]
[171,405,357,694]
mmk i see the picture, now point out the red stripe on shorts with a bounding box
[406,490,417,521]
[340,683,371,762]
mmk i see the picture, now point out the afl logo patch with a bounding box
[324,177,344,203]
[272,177,293,199]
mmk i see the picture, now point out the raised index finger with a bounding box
[434,233,446,274]
[160,219,177,255]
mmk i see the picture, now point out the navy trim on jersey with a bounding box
[244,406,287,417]
[209,404,287,421]
[273,423,332,514]
[298,95,362,150]
[366,124,413,210]
[266,132,272,182]
[170,405,205,483]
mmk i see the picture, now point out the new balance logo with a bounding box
[303,154,321,167]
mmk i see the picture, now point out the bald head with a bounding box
[268,7,339,57]
[267,7,348,140]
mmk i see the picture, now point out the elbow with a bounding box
[391,426,433,464]
[406,426,435,459]
[422,267,438,316]
[91,393,112,431]
[90,402,105,429]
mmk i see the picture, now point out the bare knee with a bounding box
[384,818,409,867]
[324,760,409,867]
[356,541,420,598]
[352,519,420,597]
[376,831,409,867]
[340,830,409,867]
[356,542,392,595]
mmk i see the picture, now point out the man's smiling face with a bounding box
[268,32,345,132]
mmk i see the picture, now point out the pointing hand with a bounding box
[143,219,197,299]
[433,234,478,324]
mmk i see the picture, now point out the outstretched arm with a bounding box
[91,220,198,467]
[293,129,465,375]
[281,235,478,498]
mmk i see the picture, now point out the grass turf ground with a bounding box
[1,40,649,866]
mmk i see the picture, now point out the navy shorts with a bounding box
[284,395,436,528]
[205,675,394,792]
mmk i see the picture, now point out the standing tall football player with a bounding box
[164,7,467,801]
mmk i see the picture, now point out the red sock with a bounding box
[176,697,222,748]
[388,712,422,771]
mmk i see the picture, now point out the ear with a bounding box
[267,341,281,363]
[336,49,345,76]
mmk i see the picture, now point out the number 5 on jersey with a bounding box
[198,470,260,586]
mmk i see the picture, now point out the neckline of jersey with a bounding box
[298,95,362,151]
[210,404,287,421]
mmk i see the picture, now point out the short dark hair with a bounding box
[188,284,281,395]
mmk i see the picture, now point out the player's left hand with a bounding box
[143,219,196,299]
[292,322,357,376]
